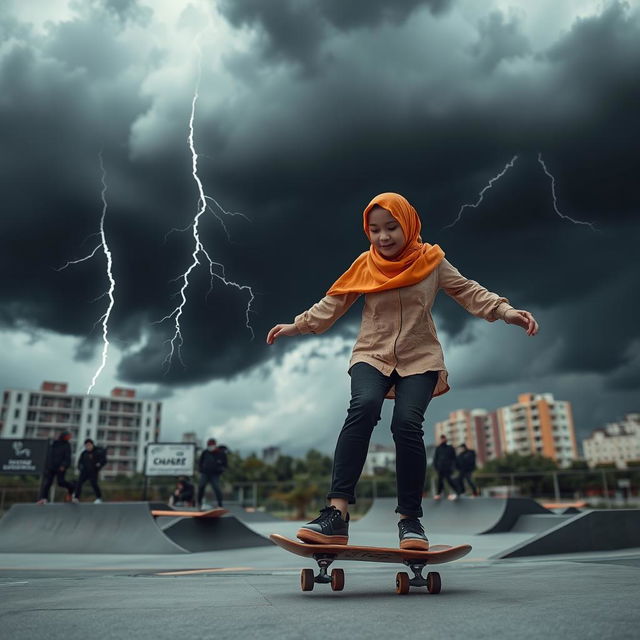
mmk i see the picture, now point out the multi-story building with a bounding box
[434,393,578,468]
[0,381,162,477]
[583,413,640,469]
[434,409,503,466]
[497,393,577,467]
[363,443,395,475]
[262,446,281,466]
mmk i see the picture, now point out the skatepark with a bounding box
[1,497,638,639]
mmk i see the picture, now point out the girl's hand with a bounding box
[505,309,539,336]
[266,323,300,344]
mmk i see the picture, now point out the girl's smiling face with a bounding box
[367,206,406,259]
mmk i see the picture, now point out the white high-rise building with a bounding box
[583,413,640,469]
[0,381,162,478]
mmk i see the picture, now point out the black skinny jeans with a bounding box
[328,362,439,518]
[74,471,102,499]
[40,468,74,500]
[198,473,223,507]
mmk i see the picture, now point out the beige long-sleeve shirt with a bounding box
[294,257,514,399]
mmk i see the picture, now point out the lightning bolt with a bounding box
[57,152,115,394]
[156,37,255,372]
[537,153,598,231]
[441,155,519,230]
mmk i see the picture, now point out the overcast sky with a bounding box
[1,0,638,456]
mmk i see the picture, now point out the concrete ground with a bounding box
[1,518,639,639]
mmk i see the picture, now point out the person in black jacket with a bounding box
[432,434,462,500]
[169,476,195,507]
[73,439,107,503]
[37,431,75,503]
[197,438,228,508]
[456,444,479,497]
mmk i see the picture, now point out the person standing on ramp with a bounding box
[72,439,107,503]
[266,192,538,550]
[197,439,228,509]
[37,430,75,504]
[433,435,461,501]
[456,443,479,497]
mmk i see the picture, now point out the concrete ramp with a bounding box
[356,497,551,535]
[0,503,187,554]
[224,504,283,523]
[495,509,640,558]
[162,516,273,552]
[0,503,273,554]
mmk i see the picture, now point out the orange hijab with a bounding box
[327,193,445,296]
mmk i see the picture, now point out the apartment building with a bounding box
[434,409,503,466]
[582,413,640,469]
[434,393,578,468]
[497,393,577,467]
[0,381,162,477]
[363,443,396,475]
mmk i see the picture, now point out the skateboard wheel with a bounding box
[395,572,410,595]
[330,568,345,591]
[300,568,315,592]
[427,572,441,594]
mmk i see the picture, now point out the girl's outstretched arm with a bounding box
[439,258,539,336]
[504,309,539,336]
[266,323,299,344]
[266,292,360,345]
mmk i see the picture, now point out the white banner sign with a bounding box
[145,443,195,476]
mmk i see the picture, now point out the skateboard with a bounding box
[151,508,228,518]
[270,534,472,595]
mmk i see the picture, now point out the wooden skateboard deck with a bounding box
[270,534,471,564]
[151,508,228,518]
[270,534,472,594]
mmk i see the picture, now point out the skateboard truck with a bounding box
[396,560,441,595]
[312,554,334,584]
[299,553,344,591]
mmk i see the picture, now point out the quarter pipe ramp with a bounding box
[356,497,552,535]
[0,503,272,554]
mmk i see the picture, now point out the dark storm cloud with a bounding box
[218,0,452,66]
[469,10,531,71]
[0,0,638,414]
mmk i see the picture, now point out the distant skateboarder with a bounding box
[72,439,107,503]
[433,435,461,500]
[169,476,195,507]
[197,439,228,508]
[456,444,479,497]
[266,192,538,550]
[37,431,75,504]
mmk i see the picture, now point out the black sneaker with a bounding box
[297,506,350,545]
[398,518,430,550]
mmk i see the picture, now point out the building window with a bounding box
[146,417,150,427]
[12,425,18,434]
[87,414,92,423]
[17,393,22,402]
[14,408,20,418]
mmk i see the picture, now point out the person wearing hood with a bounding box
[267,192,538,550]
[197,439,228,508]
[37,430,75,504]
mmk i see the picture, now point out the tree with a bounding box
[271,474,321,519]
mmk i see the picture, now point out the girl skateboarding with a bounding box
[266,192,538,550]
